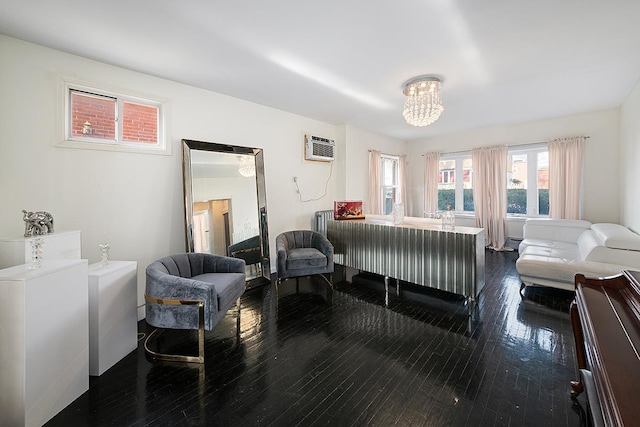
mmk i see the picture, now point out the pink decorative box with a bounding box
[334,201,365,220]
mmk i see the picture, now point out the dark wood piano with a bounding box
[571,270,640,427]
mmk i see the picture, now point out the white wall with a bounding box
[406,109,621,237]
[0,35,344,317]
[343,124,407,213]
[620,78,640,233]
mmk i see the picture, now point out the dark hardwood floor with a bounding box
[46,249,589,426]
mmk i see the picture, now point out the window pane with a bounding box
[438,159,455,210]
[383,158,398,186]
[538,151,549,215]
[383,187,396,215]
[507,154,527,214]
[122,101,159,144]
[462,158,474,211]
[381,157,399,215]
[70,91,116,141]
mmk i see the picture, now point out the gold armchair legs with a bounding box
[144,295,243,364]
[144,294,206,364]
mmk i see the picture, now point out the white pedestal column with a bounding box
[0,259,89,427]
[88,260,138,376]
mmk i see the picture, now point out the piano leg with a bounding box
[570,380,584,398]
[570,299,587,398]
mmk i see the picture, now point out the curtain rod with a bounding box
[368,149,404,158]
[422,136,590,156]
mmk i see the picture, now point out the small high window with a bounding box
[59,78,167,154]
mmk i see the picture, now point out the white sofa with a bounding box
[516,219,640,291]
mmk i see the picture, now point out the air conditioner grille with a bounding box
[313,143,334,158]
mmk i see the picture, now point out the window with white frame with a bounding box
[381,155,399,215]
[59,78,167,154]
[506,144,549,216]
[438,154,474,212]
[436,145,549,217]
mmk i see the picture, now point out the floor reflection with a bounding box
[46,248,585,427]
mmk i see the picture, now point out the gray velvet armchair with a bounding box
[276,230,334,304]
[145,253,246,363]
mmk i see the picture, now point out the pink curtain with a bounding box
[472,146,509,251]
[398,154,407,207]
[368,150,382,214]
[423,152,440,215]
[549,136,585,219]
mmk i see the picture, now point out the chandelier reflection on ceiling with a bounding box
[402,76,444,127]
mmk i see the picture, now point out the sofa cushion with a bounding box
[519,244,581,261]
[522,218,592,244]
[577,229,640,267]
[286,247,327,270]
[590,223,640,251]
[518,238,578,254]
[524,218,592,229]
[192,272,245,323]
[516,254,635,285]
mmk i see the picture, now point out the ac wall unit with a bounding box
[305,135,335,162]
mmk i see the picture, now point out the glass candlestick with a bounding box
[99,243,110,266]
[442,204,455,231]
[392,203,405,225]
[30,237,44,269]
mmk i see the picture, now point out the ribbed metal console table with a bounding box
[327,216,485,311]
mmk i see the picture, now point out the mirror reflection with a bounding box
[183,140,270,288]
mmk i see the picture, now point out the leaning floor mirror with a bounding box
[182,139,270,289]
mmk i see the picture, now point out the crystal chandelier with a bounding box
[238,155,255,177]
[402,76,444,127]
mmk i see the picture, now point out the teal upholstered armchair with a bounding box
[144,253,246,363]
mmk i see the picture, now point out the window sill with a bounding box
[451,213,548,221]
[56,139,171,156]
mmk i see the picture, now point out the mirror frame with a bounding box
[182,139,270,289]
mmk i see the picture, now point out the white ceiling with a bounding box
[2,1,640,141]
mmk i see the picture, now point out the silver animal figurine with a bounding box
[22,209,54,237]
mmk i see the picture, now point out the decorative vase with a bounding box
[99,243,110,266]
[392,203,405,225]
[442,204,455,231]
[29,237,44,269]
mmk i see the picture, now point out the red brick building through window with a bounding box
[70,90,158,145]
